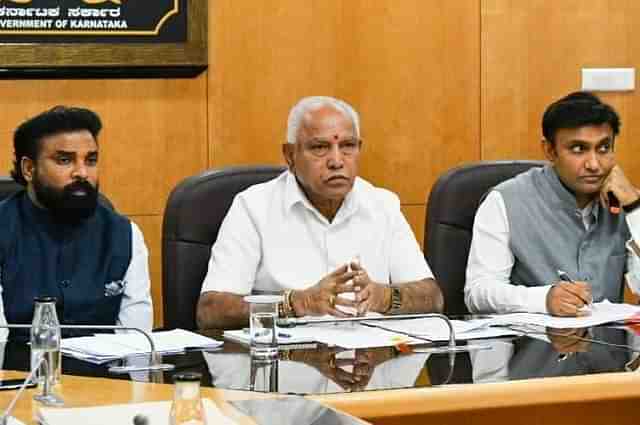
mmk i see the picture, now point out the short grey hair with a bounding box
[286,96,360,144]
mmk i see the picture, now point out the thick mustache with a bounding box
[64,180,96,194]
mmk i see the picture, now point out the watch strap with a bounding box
[389,286,402,314]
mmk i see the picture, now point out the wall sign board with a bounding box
[0,0,207,78]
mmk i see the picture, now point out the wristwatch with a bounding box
[388,286,402,314]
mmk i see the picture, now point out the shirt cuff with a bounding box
[528,285,553,314]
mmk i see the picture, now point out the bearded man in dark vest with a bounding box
[466,92,640,317]
[0,106,153,341]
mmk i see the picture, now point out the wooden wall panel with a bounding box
[482,0,640,187]
[209,0,344,168]
[339,1,480,204]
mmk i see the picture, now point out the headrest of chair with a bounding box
[427,160,547,231]
[163,165,286,245]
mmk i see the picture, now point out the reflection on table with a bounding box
[0,325,639,425]
[0,324,637,395]
[471,326,634,383]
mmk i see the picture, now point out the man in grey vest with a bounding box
[465,91,640,317]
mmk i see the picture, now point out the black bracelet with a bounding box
[623,197,640,213]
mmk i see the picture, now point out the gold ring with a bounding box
[329,295,336,307]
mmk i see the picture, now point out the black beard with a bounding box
[32,176,99,225]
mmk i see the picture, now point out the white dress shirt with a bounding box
[0,221,153,341]
[201,171,432,295]
[114,221,154,332]
[465,190,640,314]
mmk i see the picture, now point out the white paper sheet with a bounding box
[309,323,424,349]
[61,329,223,364]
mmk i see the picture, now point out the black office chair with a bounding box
[162,165,287,330]
[0,176,23,201]
[424,160,547,315]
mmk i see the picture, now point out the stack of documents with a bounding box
[38,398,237,425]
[487,300,640,329]
[61,329,223,364]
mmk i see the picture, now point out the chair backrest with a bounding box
[162,165,287,330]
[424,160,547,315]
[0,176,23,201]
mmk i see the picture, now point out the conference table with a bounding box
[1,324,640,425]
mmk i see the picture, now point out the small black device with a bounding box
[608,191,621,214]
[0,379,36,391]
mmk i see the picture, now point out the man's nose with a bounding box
[72,162,89,180]
[585,151,601,172]
[326,144,344,169]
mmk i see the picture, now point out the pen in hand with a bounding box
[556,270,574,284]
[556,270,593,309]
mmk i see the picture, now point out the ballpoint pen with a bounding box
[556,270,593,309]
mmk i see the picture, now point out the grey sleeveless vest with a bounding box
[494,165,629,302]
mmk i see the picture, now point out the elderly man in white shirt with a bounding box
[465,91,640,317]
[197,96,443,330]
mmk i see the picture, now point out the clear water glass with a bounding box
[244,295,282,358]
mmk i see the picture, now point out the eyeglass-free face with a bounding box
[284,106,361,211]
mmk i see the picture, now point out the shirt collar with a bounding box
[283,170,360,223]
[544,166,603,225]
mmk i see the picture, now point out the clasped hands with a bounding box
[291,347,394,391]
[290,261,389,317]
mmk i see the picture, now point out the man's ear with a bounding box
[21,157,35,183]
[541,139,557,162]
[282,143,295,170]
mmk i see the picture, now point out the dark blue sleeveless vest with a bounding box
[0,191,132,340]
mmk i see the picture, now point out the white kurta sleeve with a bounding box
[117,221,153,332]
[200,195,261,295]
